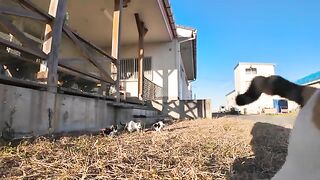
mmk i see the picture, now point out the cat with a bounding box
[236,75,319,180]
[120,120,142,133]
[152,121,165,132]
[101,125,118,136]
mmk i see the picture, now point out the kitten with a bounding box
[120,120,142,133]
[236,75,319,180]
[101,125,118,136]
[152,121,165,132]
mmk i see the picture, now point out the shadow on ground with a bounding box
[230,122,291,180]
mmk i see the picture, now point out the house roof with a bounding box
[162,0,177,38]
[296,71,320,85]
[30,0,177,48]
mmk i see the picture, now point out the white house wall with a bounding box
[178,57,192,99]
[115,41,181,99]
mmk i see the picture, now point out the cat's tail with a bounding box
[236,75,316,107]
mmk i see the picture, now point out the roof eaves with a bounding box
[162,0,177,38]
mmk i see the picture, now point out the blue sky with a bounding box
[171,0,320,109]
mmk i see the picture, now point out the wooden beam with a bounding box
[63,26,115,84]
[57,66,100,84]
[0,14,46,56]
[0,50,42,65]
[38,0,59,77]
[18,0,54,20]
[46,0,67,93]
[21,0,117,64]
[135,13,148,100]
[0,37,47,59]
[123,0,131,8]
[0,74,46,90]
[69,28,117,64]
[58,59,111,84]
[134,13,148,36]
[111,0,123,102]
[0,6,48,22]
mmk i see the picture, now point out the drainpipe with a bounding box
[178,30,197,43]
[178,36,196,44]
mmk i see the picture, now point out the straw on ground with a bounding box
[0,118,291,179]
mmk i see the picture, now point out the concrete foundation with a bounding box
[152,99,212,119]
[0,83,211,138]
[0,84,157,138]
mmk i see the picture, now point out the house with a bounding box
[226,62,277,114]
[119,25,197,101]
[0,0,198,101]
[0,0,210,137]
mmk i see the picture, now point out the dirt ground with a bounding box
[0,117,292,179]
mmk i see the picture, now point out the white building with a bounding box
[0,0,210,138]
[226,62,276,114]
[17,0,197,102]
[119,26,197,100]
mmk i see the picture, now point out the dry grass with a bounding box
[0,118,291,179]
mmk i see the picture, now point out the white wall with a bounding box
[116,41,180,99]
[177,43,192,100]
[226,91,236,110]
[234,63,276,114]
[235,64,275,93]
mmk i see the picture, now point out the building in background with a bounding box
[296,71,320,88]
[288,71,320,111]
[226,62,277,114]
[226,63,319,114]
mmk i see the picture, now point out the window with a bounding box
[245,67,257,75]
[119,57,152,80]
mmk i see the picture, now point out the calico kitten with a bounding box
[101,125,118,136]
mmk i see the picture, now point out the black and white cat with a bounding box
[236,75,319,180]
[152,121,165,132]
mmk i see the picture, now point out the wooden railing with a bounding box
[143,77,162,100]
[0,0,117,97]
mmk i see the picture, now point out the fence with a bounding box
[119,57,152,80]
[0,0,117,98]
[143,77,162,100]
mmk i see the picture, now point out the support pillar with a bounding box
[37,0,57,82]
[111,0,123,102]
[45,0,67,93]
[135,13,148,100]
